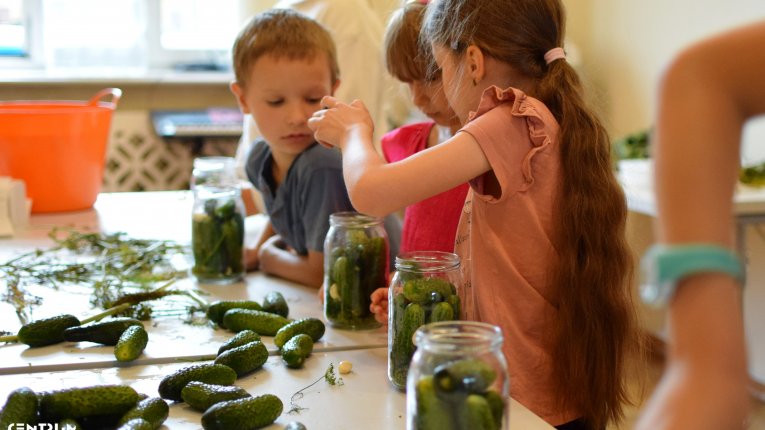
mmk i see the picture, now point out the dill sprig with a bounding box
[0,227,191,324]
[288,363,344,414]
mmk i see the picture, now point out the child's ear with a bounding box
[330,79,341,96]
[465,45,486,84]
[230,81,251,114]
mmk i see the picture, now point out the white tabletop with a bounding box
[618,159,765,217]
[0,191,553,429]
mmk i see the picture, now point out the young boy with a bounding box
[229,9,353,288]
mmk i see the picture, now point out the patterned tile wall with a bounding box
[103,111,240,192]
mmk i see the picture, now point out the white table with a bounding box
[0,191,553,429]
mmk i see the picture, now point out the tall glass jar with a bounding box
[190,156,236,190]
[388,251,461,390]
[191,185,245,284]
[407,321,509,430]
[324,212,389,330]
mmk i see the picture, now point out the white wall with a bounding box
[565,0,765,384]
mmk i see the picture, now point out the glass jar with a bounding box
[191,184,245,284]
[407,321,509,430]
[190,156,236,190]
[388,251,461,390]
[324,212,389,330]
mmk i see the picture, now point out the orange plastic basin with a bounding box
[0,88,121,213]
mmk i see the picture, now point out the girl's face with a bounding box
[432,44,481,124]
[407,78,459,128]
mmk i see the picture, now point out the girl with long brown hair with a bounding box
[308,1,641,428]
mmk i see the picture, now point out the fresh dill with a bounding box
[288,363,344,414]
[0,227,192,324]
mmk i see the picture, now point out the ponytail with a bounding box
[537,59,641,430]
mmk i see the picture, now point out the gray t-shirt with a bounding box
[245,139,354,255]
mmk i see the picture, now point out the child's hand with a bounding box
[245,246,259,271]
[369,287,389,325]
[308,96,374,150]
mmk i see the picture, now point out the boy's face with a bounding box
[231,53,339,162]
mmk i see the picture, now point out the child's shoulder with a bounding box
[293,142,344,173]
[381,121,435,162]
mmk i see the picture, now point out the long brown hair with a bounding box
[424,1,641,428]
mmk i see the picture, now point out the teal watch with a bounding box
[640,244,744,308]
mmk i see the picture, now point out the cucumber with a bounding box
[390,301,425,388]
[484,390,505,429]
[222,215,245,274]
[403,278,455,304]
[428,301,455,323]
[446,294,461,320]
[207,300,263,327]
[62,318,143,346]
[261,291,289,318]
[281,334,314,368]
[117,397,169,429]
[158,363,237,402]
[218,330,261,355]
[214,340,268,377]
[201,394,283,430]
[181,382,251,412]
[39,385,140,421]
[0,387,38,427]
[114,325,149,362]
[433,359,497,395]
[415,376,454,430]
[222,308,289,336]
[456,394,496,430]
[273,318,325,349]
[116,418,153,430]
[17,314,81,347]
[57,419,82,430]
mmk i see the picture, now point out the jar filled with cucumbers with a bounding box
[191,185,245,284]
[388,251,461,390]
[324,212,389,330]
[407,321,509,430]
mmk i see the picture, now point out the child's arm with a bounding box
[637,21,765,430]
[309,98,491,217]
[257,235,324,288]
[245,218,274,270]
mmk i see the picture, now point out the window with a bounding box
[2,0,251,72]
[0,0,26,57]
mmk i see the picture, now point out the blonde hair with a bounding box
[383,2,435,82]
[231,8,340,87]
[425,1,642,428]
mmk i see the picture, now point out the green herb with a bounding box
[0,227,191,325]
[288,363,344,414]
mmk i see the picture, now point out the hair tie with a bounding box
[544,47,566,65]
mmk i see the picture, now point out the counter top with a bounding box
[0,191,553,429]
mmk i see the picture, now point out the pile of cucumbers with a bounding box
[14,314,149,362]
[325,229,387,329]
[414,358,504,430]
[390,277,460,388]
[0,385,169,430]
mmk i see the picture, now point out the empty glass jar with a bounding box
[324,212,389,330]
[407,321,509,430]
[388,251,461,390]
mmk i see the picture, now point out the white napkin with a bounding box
[0,177,31,237]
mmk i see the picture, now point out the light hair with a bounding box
[231,8,340,87]
[424,1,644,428]
[383,2,436,82]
